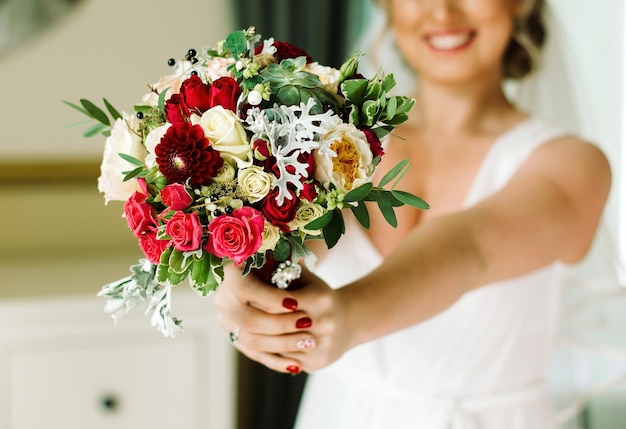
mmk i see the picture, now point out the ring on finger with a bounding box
[229,327,241,343]
[296,337,316,350]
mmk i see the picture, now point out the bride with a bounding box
[215,0,622,427]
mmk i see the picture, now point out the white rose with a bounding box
[238,166,274,203]
[314,123,374,193]
[143,123,171,169]
[98,113,147,204]
[258,220,282,253]
[205,57,236,82]
[305,62,341,93]
[212,158,237,183]
[192,106,252,167]
[288,202,325,236]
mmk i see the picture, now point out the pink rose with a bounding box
[138,229,169,264]
[165,211,203,252]
[205,207,264,265]
[160,183,193,210]
[124,190,157,238]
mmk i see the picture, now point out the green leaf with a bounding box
[157,88,169,113]
[190,252,221,296]
[361,99,379,127]
[350,201,370,229]
[385,95,397,121]
[378,159,410,188]
[344,182,373,203]
[304,210,334,230]
[103,98,122,120]
[341,79,368,104]
[80,98,110,126]
[118,152,145,167]
[83,123,108,138]
[273,238,291,261]
[391,190,430,210]
[375,193,397,227]
[322,210,345,249]
[168,249,193,275]
[225,30,247,57]
[62,100,90,116]
[380,73,396,93]
[122,166,145,181]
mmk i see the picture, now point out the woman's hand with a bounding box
[214,264,353,374]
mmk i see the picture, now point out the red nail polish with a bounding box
[282,297,298,311]
[296,317,312,329]
[286,365,301,374]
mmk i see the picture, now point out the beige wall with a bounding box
[0,0,234,298]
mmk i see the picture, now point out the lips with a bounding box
[424,31,475,51]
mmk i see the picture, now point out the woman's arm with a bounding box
[215,137,611,373]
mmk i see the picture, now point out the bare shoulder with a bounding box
[525,135,612,194]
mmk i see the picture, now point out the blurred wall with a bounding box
[0,0,234,298]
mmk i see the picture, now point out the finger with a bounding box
[234,340,303,375]
[225,266,301,315]
[237,330,317,354]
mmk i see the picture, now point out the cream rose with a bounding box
[205,57,236,82]
[314,123,374,193]
[305,62,340,93]
[142,74,184,106]
[288,202,325,236]
[98,113,147,204]
[143,123,171,169]
[257,220,282,253]
[192,106,252,167]
[238,166,274,203]
[212,158,237,183]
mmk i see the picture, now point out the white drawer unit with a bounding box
[0,292,235,429]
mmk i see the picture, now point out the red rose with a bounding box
[165,211,203,252]
[181,74,212,114]
[209,77,241,112]
[160,183,193,210]
[361,127,384,158]
[124,191,157,238]
[252,139,271,161]
[300,182,318,202]
[164,93,190,125]
[156,122,224,187]
[205,207,264,265]
[255,41,313,63]
[138,229,169,264]
[261,187,298,232]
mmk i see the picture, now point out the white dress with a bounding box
[294,118,576,429]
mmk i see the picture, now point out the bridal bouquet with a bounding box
[66,27,427,337]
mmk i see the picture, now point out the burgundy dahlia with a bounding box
[255,40,313,63]
[156,122,224,187]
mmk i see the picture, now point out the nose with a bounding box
[428,0,460,22]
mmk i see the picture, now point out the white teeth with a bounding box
[427,33,471,50]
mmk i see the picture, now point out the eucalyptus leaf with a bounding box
[103,98,122,120]
[80,98,110,126]
[226,30,247,57]
[62,100,90,116]
[157,88,170,113]
[322,210,345,249]
[378,158,409,188]
[118,152,146,167]
[391,190,430,210]
[83,123,108,138]
[344,182,373,202]
[122,166,145,182]
[350,201,370,229]
[376,194,397,228]
[304,209,334,230]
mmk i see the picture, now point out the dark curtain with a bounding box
[231,2,367,428]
